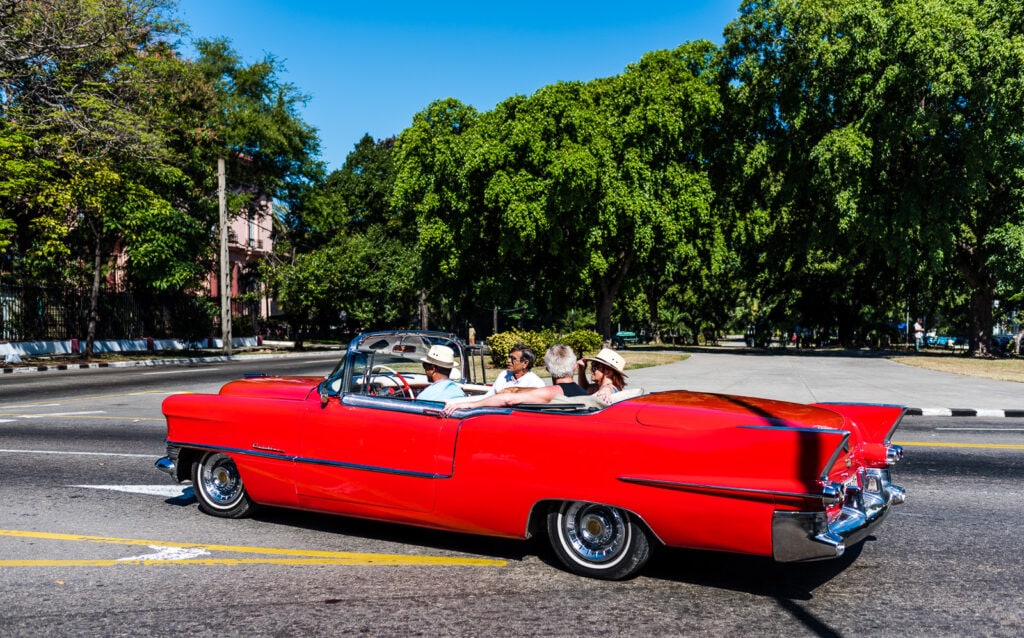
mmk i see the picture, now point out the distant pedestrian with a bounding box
[914,318,924,352]
[468,323,476,345]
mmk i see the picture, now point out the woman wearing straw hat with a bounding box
[577,348,628,404]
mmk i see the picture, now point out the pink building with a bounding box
[206,195,278,330]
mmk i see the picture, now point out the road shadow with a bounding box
[247,507,532,562]
[638,541,867,598]
[528,534,867,596]
[188,500,868,594]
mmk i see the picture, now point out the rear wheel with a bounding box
[547,501,651,580]
[191,452,256,518]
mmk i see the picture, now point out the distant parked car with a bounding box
[611,331,640,348]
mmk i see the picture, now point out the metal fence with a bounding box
[0,285,253,342]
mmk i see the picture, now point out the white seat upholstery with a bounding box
[608,387,645,404]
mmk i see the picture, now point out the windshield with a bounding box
[322,331,467,396]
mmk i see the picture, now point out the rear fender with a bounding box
[813,403,906,468]
[813,403,905,442]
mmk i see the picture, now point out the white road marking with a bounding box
[72,485,193,497]
[18,411,106,418]
[141,368,221,375]
[938,427,1024,432]
[0,449,153,458]
[0,403,62,409]
[118,545,211,562]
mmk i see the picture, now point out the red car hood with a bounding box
[631,390,847,430]
[218,376,322,401]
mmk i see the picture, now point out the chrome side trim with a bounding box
[737,424,848,436]
[163,440,451,480]
[618,476,824,501]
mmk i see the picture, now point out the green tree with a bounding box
[722,0,1024,354]
[269,135,418,340]
[192,37,324,222]
[392,98,480,329]
[0,0,193,354]
[605,43,728,342]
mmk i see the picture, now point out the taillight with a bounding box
[886,444,904,465]
[821,481,846,507]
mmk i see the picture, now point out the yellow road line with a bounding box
[0,529,507,568]
[894,441,1024,451]
[3,557,504,567]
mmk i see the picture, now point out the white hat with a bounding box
[584,348,627,376]
[421,345,456,369]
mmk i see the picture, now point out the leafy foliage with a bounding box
[485,328,602,367]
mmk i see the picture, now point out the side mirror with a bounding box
[319,381,329,407]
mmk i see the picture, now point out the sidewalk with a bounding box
[626,349,1024,416]
[4,337,1021,415]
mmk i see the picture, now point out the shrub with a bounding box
[486,328,552,367]
[486,328,603,368]
[560,329,604,358]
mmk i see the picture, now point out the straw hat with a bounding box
[421,345,456,369]
[584,348,627,376]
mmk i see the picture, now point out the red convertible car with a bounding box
[157,330,906,580]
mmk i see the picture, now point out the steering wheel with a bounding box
[369,365,414,399]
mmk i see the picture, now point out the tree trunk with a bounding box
[644,284,662,344]
[419,290,429,330]
[84,234,103,359]
[594,251,634,340]
[596,289,615,341]
[968,287,994,356]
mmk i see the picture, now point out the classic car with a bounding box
[157,330,906,580]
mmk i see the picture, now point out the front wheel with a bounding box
[547,501,652,580]
[191,452,256,518]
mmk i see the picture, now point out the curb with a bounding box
[1,350,340,374]
[906,408,1024,418]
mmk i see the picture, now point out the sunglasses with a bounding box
[507,355,523,362]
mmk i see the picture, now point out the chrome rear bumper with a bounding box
[155,444,182,481]
[155,455,176,476]
[773,467,906,562]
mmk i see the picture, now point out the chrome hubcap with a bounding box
[201,455,241,506]
[562,502,627,564]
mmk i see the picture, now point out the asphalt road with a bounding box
[0,357,1022,637]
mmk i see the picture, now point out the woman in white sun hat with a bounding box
[577,347,628,404]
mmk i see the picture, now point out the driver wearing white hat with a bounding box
[416,345,467,402]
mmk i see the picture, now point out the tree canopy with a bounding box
[2,0,1022,355]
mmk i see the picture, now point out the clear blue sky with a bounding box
[175,1,740,171]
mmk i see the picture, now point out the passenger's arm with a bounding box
[442,386,557,415]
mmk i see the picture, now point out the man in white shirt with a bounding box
[488,344,545,394]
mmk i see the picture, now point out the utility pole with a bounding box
[219,159,232,355]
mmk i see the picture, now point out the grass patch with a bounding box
[890,353,1024,384]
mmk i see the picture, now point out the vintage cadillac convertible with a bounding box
[157,330,906,580]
